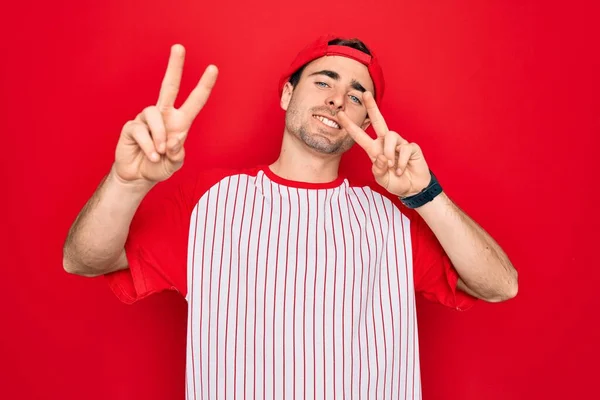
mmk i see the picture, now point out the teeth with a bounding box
[315,115,340,129]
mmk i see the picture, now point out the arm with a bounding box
[62,168,153,277]
[62,44,218,277]
[337,91,517,303]
[416,192,518,302]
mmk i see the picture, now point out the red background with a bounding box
[1,1,599,399]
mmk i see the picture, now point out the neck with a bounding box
[269,131,342,184]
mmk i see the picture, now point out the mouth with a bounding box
[313,114,341,130]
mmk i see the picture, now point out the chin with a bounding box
[302,132,351,155]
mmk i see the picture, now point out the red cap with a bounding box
[278,34,385,104]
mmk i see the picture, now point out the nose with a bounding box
[325,91,345,112]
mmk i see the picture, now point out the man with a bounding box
[63,35,518,399]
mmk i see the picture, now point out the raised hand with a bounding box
[338,92,431,197]
[114,44,218,184]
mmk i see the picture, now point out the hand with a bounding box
[338,92,431,197]
[113,44,218,185]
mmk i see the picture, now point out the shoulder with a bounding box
[177,165,265,204]
[136,165,264,214]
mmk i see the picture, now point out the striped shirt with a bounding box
[107,165,476,400]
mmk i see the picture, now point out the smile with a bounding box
[313,115,340,129]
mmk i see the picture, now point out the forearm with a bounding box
[63,165,154,277]
[416,192,518,302]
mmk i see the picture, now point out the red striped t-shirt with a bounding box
[106,165,476,400]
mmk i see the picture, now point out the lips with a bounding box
[313,114,341,129]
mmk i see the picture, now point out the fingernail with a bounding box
[159,143,166,153]
[151,152,160,162]
[396,168,402,175]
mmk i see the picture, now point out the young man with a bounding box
[63,35,518,399]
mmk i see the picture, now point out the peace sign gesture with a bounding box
[338,92,431,197]
[114,44,218,184]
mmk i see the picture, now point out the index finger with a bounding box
[157,44,186,109]
[337,110,375,156]
[363,91,389,138]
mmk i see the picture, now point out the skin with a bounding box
[63,44,218,276]
[270,56,374,184]
[272,54,517,302]
[63,44,517,302]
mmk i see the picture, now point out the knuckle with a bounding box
[142,105,157,115]
[168,81,180,91]
[123,120,144,136]
[173,151,185,163]
[123,120,135,131]
[158,103,172,113]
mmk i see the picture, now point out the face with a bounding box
[280,56,374,155]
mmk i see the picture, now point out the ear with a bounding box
[280,82,293,111]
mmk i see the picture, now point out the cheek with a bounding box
[285,97,305,128]
[347,109,368,126]
[288,96,311,119]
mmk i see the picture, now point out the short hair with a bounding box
[287,38,373,88]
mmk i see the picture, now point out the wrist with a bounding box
[399,170,443,209]
[414,191,448,215]
[107,165,156,197]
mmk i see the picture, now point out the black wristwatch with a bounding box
[399,170,443,209]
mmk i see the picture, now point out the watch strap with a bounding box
[399,171,443,209]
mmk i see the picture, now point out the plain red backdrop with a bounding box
[1,1,598,399]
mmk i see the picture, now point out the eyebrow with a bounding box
[308,69,367,93]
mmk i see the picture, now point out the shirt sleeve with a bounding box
[104,169,228,304]
[406,207,478,311]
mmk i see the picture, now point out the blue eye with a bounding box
[350,95,362,105]
[316,82,329,88]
